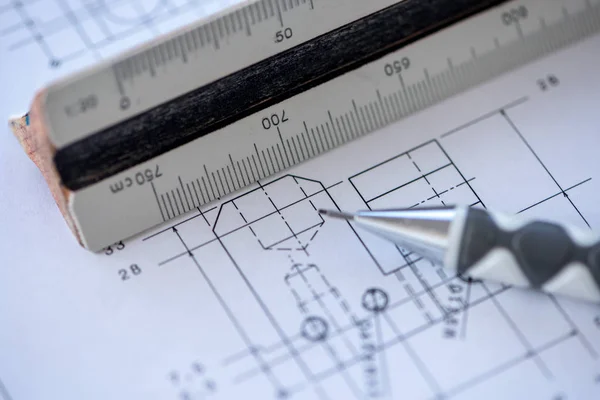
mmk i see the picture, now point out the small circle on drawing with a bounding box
[276,389,289,398]
[120,96,131,110]
[362,288,389,313]
[300,316,328,342]
[49,59,61,68]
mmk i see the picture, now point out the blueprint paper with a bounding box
[1,1,600,399]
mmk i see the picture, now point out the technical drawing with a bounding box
[142,97,600,399]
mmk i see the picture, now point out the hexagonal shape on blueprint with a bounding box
[229,187,277,224]
[260,176,318,209]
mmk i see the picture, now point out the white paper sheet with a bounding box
[1,1,599,399]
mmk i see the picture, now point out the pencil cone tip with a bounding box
[318,209,355,220]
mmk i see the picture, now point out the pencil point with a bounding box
[318,209,355,220]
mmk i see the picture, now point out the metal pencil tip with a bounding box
[318,209,355,220]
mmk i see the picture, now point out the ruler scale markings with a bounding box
[242,7,252,35]
[249,155,259,181]
[309,127,321,154]
[265,148,275,174]
[432,72,444,106]
[276,127,292,167]
[398,74,411,114]
[246,158,255,183]
[384,92,398,122]
[253,3,262,22]
[222,167,233,193]
[376,90,389,125]
[172,38,181,59]
[209,22,219,49]
[162,193,174,220]
[286,138,297,164]
[341,113,353,141]
[235,10,243,32]
[405,82,418,114]
[178,177,192,211]
[151,182,166,222]
[372,101,384,129]
[371,101,384,129]
[327,111,341,146]
[203,165,216,200]
[295,134,306,161]
[347,112,359,139]
[169,190,180,215]
[191,180,203,205]
[357,105,369,135]
[161,194,171,219]
[236,160,248,186]
[229,154,242,188]
[412,81,424,113]
[359,105,371,133]
[267,0,276,19]
[178,38,188,63]
[294,135,306,161]
[214,170,225,197]
[315,125,327,151]
[164,40,173,61]
[185,183,196,208]
[183,31,194,52]
[175,188,185,213]
[261,149,272,175]
[253,144,267,177]
[324,122,337,148]
[422,70,433,106]
[275,143,286,170]
[417,80,429,111]
[274,0,284,27]
[225,165,236,191]
[334,116,346,143]
[325,122,336,148]
[210,171,221,198]
[300,131,312,158]
[216,18,225,40]
[351,100,364,135]
[229,13,237,34]
[260,0,269,20]
[303,122,316,156]
[156,41,167,65]
[239,159,250,185]
[222,14,231,37]
[200,176,212,202]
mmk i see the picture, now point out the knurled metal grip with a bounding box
[454,208,600,303]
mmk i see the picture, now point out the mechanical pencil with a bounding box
[319,205,600,304]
